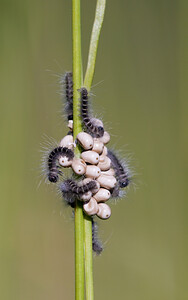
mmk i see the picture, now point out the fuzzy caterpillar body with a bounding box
[60,179,98,195]
[80,87,104,138]
[48,147,74,183]
[107,150,130,188]
[64,72,73,121]
[92,219,103,255]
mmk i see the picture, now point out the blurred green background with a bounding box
[1,0,188,299]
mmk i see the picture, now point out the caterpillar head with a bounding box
[48,173,59,183]
[97,126,104,138]
[119,178,130,188]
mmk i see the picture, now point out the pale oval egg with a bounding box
[81,150,99,165]
[93,188,111,202]
[83,197,99,216]
[71,158,86,175]
[97,203,111,220]
[77,132,94,150]
[85,165,101,179]
[97,174,116,189]
[59,135,74,149]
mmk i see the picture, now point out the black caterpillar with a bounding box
[60,179,98,195]
[107,150,130,188]
[80,87,104,138]
[48,147,74,183]
[64,72,73,121]
[92,219,103,255]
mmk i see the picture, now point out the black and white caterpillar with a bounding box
[80,87,104,138]
[107,150,130,188]
[92,219,103,255]
[60,179,98,196]
[64,72,73,121]
[48,147,74,183]
[59,178,99,208]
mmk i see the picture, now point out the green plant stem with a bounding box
[84,215,94,300]
[72,0,84,299]
[72,0,106,298]
[83,1,106,300]
[84,0,106,90]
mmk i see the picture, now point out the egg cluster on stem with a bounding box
[46,76,131,251]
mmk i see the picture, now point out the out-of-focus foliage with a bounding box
[0,0,187,299]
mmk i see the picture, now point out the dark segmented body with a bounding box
[110,185,121,198]
[60,179,97,195]
[48,147,74,183]
[107,150,130,188]
[64,72,73,121]
[80,87,104,138]
[92,219,103,255]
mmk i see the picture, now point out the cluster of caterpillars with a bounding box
[46,72,130,255]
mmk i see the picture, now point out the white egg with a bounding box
[85,165,101,179]
[83,197,99,216]
[81,150,99,165]
[99,131,110,144]
[101,168,115,176]
[93,188,111,202]
[97,174,116,189]
[71,158,86,175]
[97,203,111,220]
[59,135,74,149]
[77,132,94,150]
[92,139,104,154]
[97,156,111,171]
[59,156,72,167]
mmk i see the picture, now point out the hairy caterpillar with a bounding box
[107,150,130,188]
[60,179,98,195]
[64,72,73,121]
[92,219,103,255]
[48,147,74,183]
[80,87,104,138]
